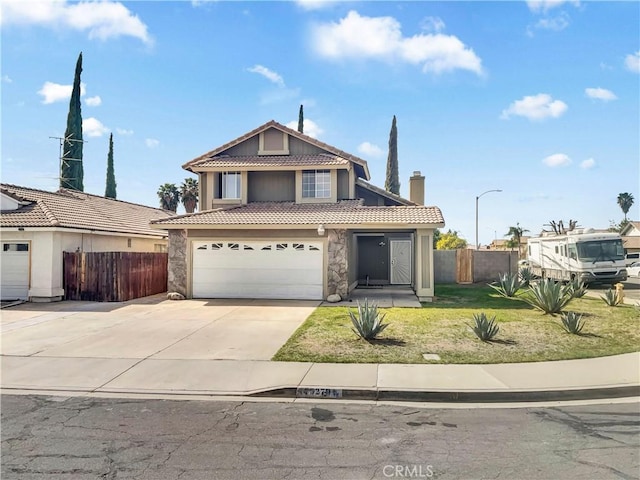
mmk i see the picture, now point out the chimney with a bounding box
[409,171,425,205]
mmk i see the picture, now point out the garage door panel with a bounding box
[1,244,30,301]
[192,240,323,300]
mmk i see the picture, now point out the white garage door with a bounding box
[192,241,324,300]
[1,242,30,301]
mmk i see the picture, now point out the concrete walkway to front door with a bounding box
[320,286,421,308]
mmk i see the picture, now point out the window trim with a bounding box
[221,172,241,199]
[302,170,331,199]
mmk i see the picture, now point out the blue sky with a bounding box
[1,0,638,246]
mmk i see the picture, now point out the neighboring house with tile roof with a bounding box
[1,184,173,301]
[152,120,445,301]
[620,221,640,255]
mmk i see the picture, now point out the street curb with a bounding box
[250,385,640,403]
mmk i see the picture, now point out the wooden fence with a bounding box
[63,252,168,302]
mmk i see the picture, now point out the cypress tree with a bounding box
[298,104,304,133]
[60,52,84,191]
[105,133,117,199]
[385,115,400,195]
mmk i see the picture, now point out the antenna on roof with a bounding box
[50,134,86,184]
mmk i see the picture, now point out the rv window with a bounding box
[555,246,559,254]
[568,245,577,260]
[576,240,624,262]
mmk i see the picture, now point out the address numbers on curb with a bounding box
[296,387,343,399]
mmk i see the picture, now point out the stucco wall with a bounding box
[473,250,518,282]
[434,250,457,283]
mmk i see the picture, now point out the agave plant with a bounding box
[488,272,521,298]
[522,278,573,314]
[601,288,621,307]
[468,312,500,342]
[567,278,588,298]
[518,267,534,288]
[560,311,586,334]
[349,299,389,340]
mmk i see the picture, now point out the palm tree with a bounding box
[505,223,529,258]
[180,177,199,213]
[157,183,180,212]
[617,192,634,221]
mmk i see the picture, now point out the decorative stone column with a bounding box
[327,228,348,299]
[167,229,187,297]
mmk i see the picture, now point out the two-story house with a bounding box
[152,120,445,301]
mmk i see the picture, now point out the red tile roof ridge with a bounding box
[37,199,60,226]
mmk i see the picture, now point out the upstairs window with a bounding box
[302,170,330,198]
[222,172,241,199]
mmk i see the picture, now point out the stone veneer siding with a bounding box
[168,229,187,296]
[327,228,348,298]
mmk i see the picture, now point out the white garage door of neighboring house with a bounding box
[192,241,323,300]
[1,242,30,301]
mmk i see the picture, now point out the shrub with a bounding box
[349,299,389,340]
[522,278,573,314]
[560,311,586,334]
[601,288,621,307]
[567,278,588,298]
[488,272,521,298]
[518,267,534,288]
[468,312,500,342]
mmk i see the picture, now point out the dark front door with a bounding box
[357,236,389,285]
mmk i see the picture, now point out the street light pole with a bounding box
[475,189,502,250]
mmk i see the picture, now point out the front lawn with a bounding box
[273,284,640,364]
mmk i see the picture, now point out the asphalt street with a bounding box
[1,395,638,480]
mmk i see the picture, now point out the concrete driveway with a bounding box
[1,295,318,361]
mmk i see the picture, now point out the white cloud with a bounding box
[145,138,160,148]
[357,142,384,158]
[529,12,570,34]
[116,128,134,135]
[625,51,640,73]
[580,158,596,169]
[585,87,617,101]
[295,0,334,10]
[85,95,102,106]
[527,1,580,13]
[311,11,483,76]
[543,153,572,167]
[420,16,445,33]
[38,81,87,104]
[247,65,285,87]
[285,119,323,139]
[501,93,568,121]
[1,75,12,83]
[1,0,152,45]
[83,117,109,137]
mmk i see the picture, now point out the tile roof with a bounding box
[1,184,173,237]
[355,178,415,206]
[191,154,350,169]
[152,200,444,228]
[183,120,371,179]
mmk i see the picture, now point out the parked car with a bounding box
[626,253,640,266]
[627,261,640,278]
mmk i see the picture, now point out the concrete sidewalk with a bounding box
[2,353,638,403]
[1,296,639,403]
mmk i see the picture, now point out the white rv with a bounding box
[527,229,627,285]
